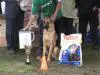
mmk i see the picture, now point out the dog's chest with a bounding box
[44,30,56,46]
[43,23,56,46]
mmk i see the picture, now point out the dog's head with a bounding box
[42,17,51,30]
[43,17,55,30]
[43,17,51,25]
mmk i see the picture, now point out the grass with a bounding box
[0,48,39,73]
[0,45,100,74]
[0,54,33,72]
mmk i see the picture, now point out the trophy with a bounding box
[19,30,35,64]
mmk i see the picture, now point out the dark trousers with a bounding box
[6,10,24,50]
[54,17,75,47]
[54,17,63,47]
[0,3,2,14]
[59,17,75,35]
[37,19,43,56]
[79,11,99,43]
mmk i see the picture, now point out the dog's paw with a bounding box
[47,58,51,63]
[36,56,42,61]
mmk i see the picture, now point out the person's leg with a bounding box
[62,17,75,35]
[36,19,43,60]
[0,3,2,14]
[89,10,99,47]
[6,18,14,50]
[66,18,75,35]
[79,14,88,43]
[54,17,63,47]
[11,17,18,51]
[13,10,25,51]
[54,17,74,46]
[17,10,25,30]
[60,17,67,34]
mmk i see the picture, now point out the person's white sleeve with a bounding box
[58,0,62,2]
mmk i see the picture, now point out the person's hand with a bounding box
[74,17,79,25]
[32,21,38,28]
[28,24,38,31]
[93,6,97,11]
[22,21,38,31]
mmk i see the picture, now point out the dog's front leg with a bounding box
[47,32,56,62]
[43,42,46,56]
[43,30,47,56]
[47,45,54,63]
[52,46,59,59]
[47,37,54,63]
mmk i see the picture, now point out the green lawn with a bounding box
[0,46,100,75]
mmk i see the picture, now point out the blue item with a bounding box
[58,44,81,66]
[84,29,100,44]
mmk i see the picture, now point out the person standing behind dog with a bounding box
[0,0,2,14]
[56,0,77,35]
[23,0,62,60]
[75,0,100,49]
[4,0,25,53]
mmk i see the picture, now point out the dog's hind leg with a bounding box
[52,46,59,60]
[47,44,54,63]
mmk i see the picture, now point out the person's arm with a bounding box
[74,0,79,17]
[51,0,62,21]
[23,0,39,30]
[23,14,38,30]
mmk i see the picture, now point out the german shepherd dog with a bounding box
[43,17,59,62]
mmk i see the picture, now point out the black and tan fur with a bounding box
[43,17,59,62]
